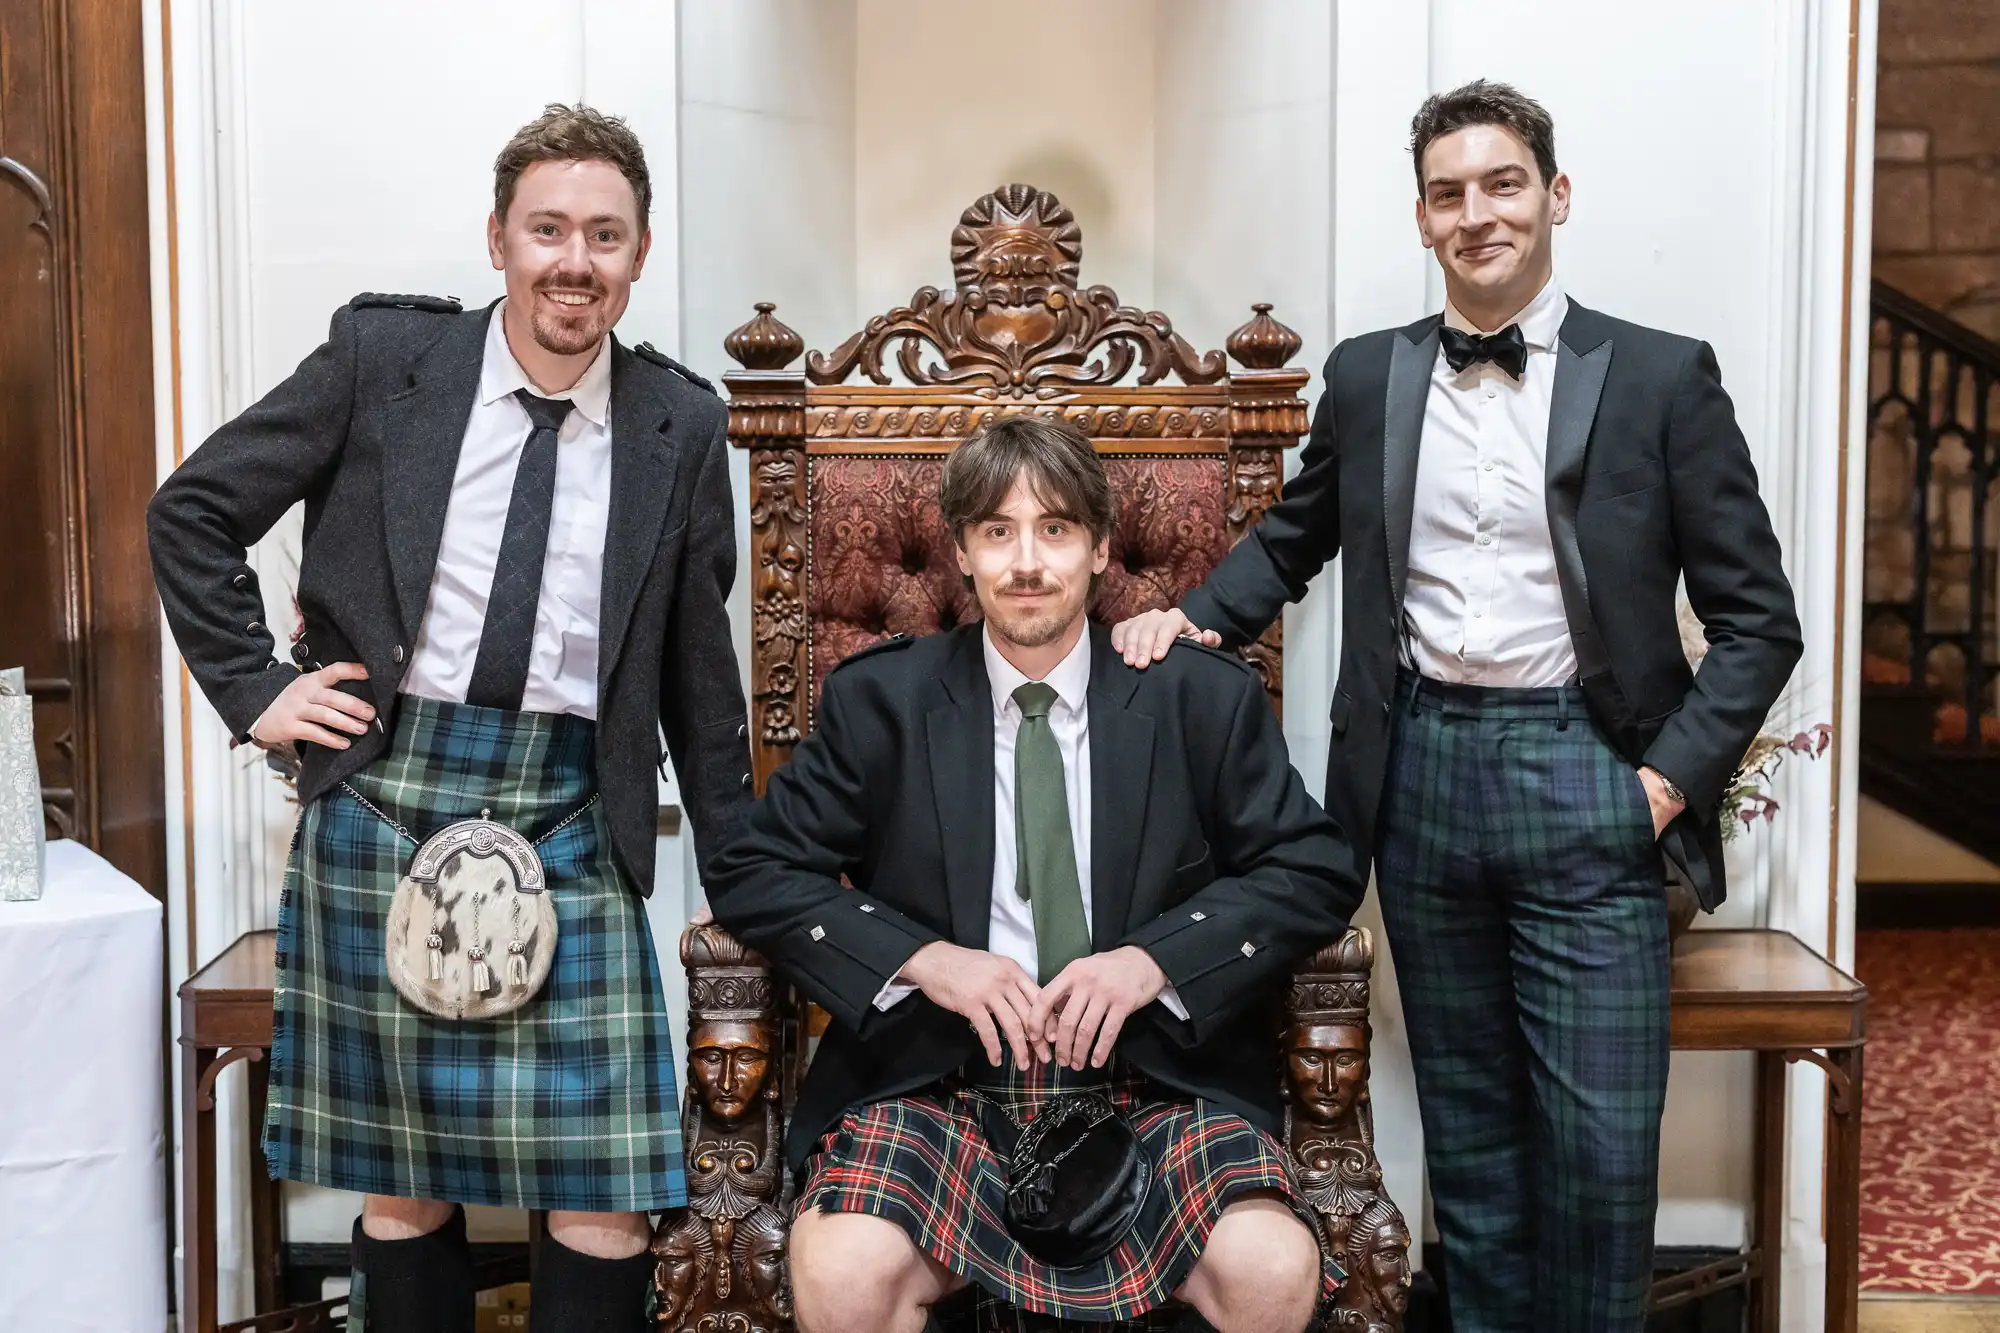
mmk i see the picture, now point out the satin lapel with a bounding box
[1087,628,1152,945]
[596,340,681,693]
[380,310,488,642]
[1546,332,1615,681]
[1383,321,1438,615]
[927,629,995,950]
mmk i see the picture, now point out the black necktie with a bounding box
[1439,322,1528,379]
[464,389,575,710]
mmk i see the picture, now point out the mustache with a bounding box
[1000,578,1055,594]
[534,273,607,296]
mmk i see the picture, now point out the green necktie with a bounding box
[1012,682,1092,984]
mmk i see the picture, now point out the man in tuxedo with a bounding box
[1114,81,1802,1330]
[706,417,1366,1333]
[149,105,748,1331]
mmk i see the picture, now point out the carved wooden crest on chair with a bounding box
[655,184,1407,1332]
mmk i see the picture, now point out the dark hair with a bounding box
[493,103,652,224]
[940,415,1114,547]
[1409,80,1558,194]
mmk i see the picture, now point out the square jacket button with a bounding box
[810,926,826,941]
[1240,941,1256,958]
[858,904,874,913]
[1190,911,1206,921]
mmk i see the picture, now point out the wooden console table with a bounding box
[1647,928,1867,1333]
[177,929,327,1333]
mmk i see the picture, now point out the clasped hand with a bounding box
[897,941,1169,1071]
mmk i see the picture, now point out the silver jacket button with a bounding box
[392,644,405,664]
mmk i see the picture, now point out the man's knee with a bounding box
[791,1209,951,1332]
[360,1194,457,1241]
[546,1209,650,1259]
[1181,1196,1321,1333]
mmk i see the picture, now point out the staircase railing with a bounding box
[1865,280,2000,748]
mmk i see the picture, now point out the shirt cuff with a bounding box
[872,978,919,1011]
[1157,985,1189,1022]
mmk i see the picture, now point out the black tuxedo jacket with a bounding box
[706,623,1365,1171]
[1182,300,1803,910]
[147,296,752,892]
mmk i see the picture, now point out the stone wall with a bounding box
[1865,0,2000,711]
[1874,0,2000,338]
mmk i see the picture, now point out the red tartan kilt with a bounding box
[796,1058,1342,1322]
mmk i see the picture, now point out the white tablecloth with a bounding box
[0,840,167,1332]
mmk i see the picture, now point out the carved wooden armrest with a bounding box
[655,923,793,1333]
[1284,927,1412,1331]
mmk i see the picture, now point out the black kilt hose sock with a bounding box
[347,1206,474,1333]
[529,1231,653,1333]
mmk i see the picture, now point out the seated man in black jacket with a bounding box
[706,417,1366,1333]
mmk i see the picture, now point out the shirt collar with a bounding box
[984,622,1092,718]
[1442,273,1567,353]
[477,298,614,427]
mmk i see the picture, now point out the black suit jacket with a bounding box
[706,623,1365,1171]
[1182,300,1803,910]
[147,296,752,892]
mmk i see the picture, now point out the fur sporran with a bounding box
[343,783,587,1021]
[383,816,559,1019]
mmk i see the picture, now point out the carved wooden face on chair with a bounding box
[1350,1199,1413,1320]
[734,1205,794,1326]
[1286,1020,1370,1126]
[687,1018,775,1123]
[653,1212,712,1328]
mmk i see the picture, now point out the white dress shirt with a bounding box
[401,302,613,718]
[1403,274,1579,688]
[876,625,1185,1019]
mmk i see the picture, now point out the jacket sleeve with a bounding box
[661,411,753,880]
[1180,345,1346,646]
[146,304,359,740]
[1642,341,1804,817]
[704,668,945,1035]
[1117,666,1365,1040]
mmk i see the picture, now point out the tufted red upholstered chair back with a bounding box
[720,183,1310,791]
[652,186,1410,1333]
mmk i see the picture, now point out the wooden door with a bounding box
[0,0,164,893]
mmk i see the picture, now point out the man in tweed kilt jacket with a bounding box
[1116,84,1803,1331]
[710,418,1368,1333]
[149,107,748,1332]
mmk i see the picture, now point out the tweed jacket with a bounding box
[148,295,752,891]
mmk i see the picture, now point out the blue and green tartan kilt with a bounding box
[262,694,687,1213]
[797,1055,1342,1324]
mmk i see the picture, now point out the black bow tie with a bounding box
[1439,322,1528,379]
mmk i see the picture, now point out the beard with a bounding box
[528,274,610,355]
[984,578,1086,649]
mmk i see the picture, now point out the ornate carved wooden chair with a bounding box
[653,184,1410,1333]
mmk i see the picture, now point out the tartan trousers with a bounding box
[1375,673,1670,1333]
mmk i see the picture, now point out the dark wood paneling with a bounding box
[0,0,163,895]
[66,0,164,891]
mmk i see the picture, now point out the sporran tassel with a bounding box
[427,932,445,982]
[469,945,491,994]
[507,945,527,989]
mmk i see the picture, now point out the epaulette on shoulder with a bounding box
[349,292,462,314]
[828,634,916,675]
[633,341,717,395]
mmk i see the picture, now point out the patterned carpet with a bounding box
[1858,928,2000,1293]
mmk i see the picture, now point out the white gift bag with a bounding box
[0,667,45,902]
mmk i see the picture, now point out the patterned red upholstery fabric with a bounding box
[807,455,1230,717]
